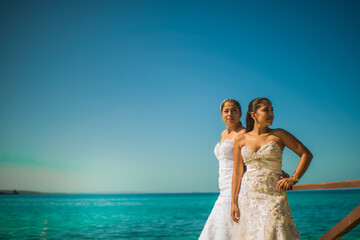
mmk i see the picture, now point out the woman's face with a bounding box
[253,100,274,127]
[221,102,241,125]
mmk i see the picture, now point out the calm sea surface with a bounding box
[0,189,359,239]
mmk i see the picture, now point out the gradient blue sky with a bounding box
[0,0,359,193]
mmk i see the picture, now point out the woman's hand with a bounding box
[281,170,290,179]
[276,177,298,191]
[231,203,240,223]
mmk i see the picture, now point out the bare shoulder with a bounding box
[269,128,292,148]
[236,128,246,136]
[271,128,304,149]
[234,131,246,144]
[221,129,227,137]
[270,128,292,138]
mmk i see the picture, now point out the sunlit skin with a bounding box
[230,100,313,223]
[220,102,245,142]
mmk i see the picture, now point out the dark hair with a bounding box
[220,99,242,126]
[246,97,271,132]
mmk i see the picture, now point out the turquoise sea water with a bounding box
[0,189,359,239]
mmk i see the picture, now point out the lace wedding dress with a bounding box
[235,141,300,239]
[199,139,239,240]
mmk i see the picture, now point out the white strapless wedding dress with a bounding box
[199,139,239,240]
[236,141,300,239]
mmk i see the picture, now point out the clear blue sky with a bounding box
[0,0,359,193]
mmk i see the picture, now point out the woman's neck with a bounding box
[251,124,269,135]
[226,122,242,133]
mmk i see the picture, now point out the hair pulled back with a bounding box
[220,99,242,113]
[220,99,242,126]
[246,97,271,132]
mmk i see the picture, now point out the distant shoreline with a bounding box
[0,188,359,195]
[0,190,44,194]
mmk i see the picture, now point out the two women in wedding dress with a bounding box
[199,98,313,240]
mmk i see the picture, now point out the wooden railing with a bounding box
[291,179,360,240]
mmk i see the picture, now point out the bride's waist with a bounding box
[245,159,282,172]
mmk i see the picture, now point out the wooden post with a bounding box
[319,205,360,240]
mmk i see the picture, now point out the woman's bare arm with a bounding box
[231,135,245,223]
[275,129,313,190]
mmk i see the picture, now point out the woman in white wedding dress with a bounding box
[199,99,245,240]
[199,99,288,240]
[231,97,313,239]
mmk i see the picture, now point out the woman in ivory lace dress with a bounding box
[199,99,289,240]
[231,97,313,239]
